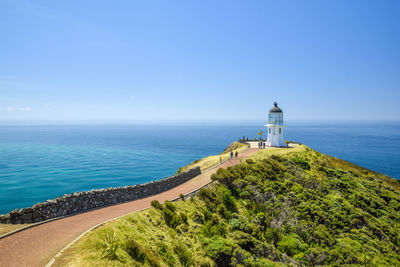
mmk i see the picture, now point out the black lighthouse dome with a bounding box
[269,102,283,113]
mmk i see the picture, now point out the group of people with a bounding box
[258,141,266,149]
[220,150,239,163]
[230,150,239,159]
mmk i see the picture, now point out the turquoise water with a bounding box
[0,121,399,214]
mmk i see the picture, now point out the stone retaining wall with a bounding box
[0,167,201,224]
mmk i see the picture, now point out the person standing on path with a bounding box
[230,150,233,159]
[235,151,238,158]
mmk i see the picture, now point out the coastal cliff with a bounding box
[54,145,400,266]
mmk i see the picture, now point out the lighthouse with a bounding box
[265,102,286,147]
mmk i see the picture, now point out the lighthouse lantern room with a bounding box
[265,102,286,147]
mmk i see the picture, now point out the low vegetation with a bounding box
[0,223,32,236]
[55,145,400,266]
[177,142,248,173]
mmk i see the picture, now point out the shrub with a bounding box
[157,242,176,266]
[205,236,236,267]
[198,188,218,203]
[220,187,237,213]
[231,231,255,251]
[277,234,307,257]
[174,242,193,266]
[270,154,285,162]
[217,204,230,219]
[179,193,185,201]
[265,228,282,247]
[292,157,311,170]
[124,239,161,266]
[151,200,163,210]
[229,218,241,231]
[124,238,146,262]
[202,219,227,238]
[305,247,328,266]
[101,231,120,260]
[162,208,174,227]
[192,211,205,224]
[203,209,213,222]
[164,200,177,212]
[170,214,183,229]
[161,202,184,229]
[179,212,188,224]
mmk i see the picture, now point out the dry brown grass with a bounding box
[0,223,32,236]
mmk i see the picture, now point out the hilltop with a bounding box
[54,144,400,266]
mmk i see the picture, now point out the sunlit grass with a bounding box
[0,223,32,236]
[178,142,248,172]
[249,143,305,161]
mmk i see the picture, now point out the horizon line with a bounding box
[0,119,399,126]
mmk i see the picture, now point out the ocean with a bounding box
[0,121,399,214]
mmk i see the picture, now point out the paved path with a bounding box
[0,148,258,267]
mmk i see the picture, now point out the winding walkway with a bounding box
[0,148,258,267]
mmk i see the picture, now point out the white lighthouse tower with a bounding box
[265,102,286,147]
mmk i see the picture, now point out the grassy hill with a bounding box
[55,145,400,266]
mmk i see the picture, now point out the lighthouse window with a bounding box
[279,128,281,134]
[269,128,271,134]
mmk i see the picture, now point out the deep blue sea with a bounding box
[0,121,399,214]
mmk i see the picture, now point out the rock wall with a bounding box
[0,167,201,224]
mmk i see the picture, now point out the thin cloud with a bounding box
[2,106,32,112]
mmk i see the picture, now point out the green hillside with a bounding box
[56,146,400,267]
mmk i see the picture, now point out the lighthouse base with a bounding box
[265,124,286,147]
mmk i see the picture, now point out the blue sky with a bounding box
[0,0,399,121]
